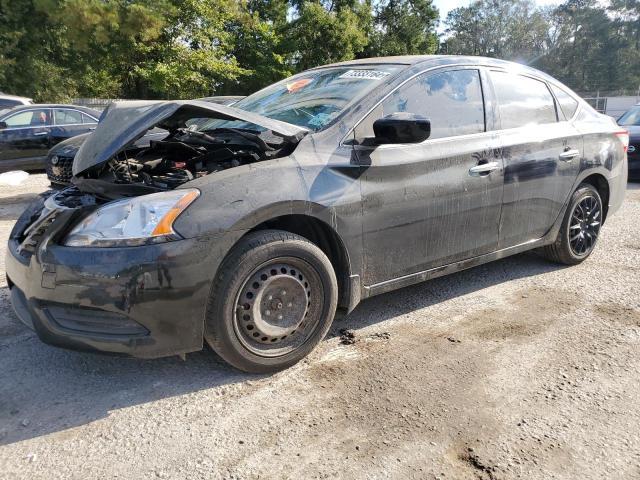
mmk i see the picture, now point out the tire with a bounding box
[204,229,338,373]
[541,183,603,265]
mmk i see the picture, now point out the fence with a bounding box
[580,94,639,118]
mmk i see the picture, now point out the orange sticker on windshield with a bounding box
[286,78,312,93]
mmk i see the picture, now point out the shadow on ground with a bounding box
[0,249,564,446]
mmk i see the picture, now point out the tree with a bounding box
[441,0,549,61]
[282,1,370,72]
[0,0,77,101]
[366,0,439,56]
[221,0,291,95]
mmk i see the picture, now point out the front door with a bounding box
[352,68,504,286]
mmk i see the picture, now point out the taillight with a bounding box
[615,130,630,152]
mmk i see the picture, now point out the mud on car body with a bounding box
[6,56,628,373]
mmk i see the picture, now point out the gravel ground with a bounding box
[1,174,639,480]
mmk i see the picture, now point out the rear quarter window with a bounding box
[490,71,557,129]
[550,85,579,120]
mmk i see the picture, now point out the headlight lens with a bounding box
[64,189,199,247]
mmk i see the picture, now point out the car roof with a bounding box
[0,104,101,117]
[315,54,528,68]
[312,55,553,80]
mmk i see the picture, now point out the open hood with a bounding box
[72,100,309,176]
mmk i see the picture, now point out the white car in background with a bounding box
[0,93,33,115]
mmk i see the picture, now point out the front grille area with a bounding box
[44,305,149,336]
[46,155,74,184]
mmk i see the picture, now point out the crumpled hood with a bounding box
[72,100,309,176]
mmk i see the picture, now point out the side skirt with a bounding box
[362,237,549,299]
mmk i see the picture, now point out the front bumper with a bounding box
[6,195,240,358]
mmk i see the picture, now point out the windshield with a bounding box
[618,106,640,126]
[197,65,402,132]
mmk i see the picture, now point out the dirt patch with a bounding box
[457,446,499,480]
[594,303,640,327]
[454,287,577,341]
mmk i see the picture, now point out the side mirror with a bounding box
[373,113,431,144]
[0,121,7,130]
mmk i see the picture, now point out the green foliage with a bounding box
[366,0,439,56]
[283,1,369,71]
[2,0,638,101]
[441,0,640,93]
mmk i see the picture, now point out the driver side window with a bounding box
[354,69,485,142]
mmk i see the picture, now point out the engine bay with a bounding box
[70,101,308,200]
[74,126,297,200]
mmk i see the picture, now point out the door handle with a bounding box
[89,127,96,131]
[559,148,579,161]
[469,161,500,176]
[33,131,48,136]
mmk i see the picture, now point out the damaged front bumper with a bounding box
[5,192,236,358]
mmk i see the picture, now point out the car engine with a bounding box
[74,127,297,200]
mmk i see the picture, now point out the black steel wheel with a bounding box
[234,258,323,357]
[205,230,338,373]
[542,183,603,265]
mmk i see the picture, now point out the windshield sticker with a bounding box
[338,69,390,80]
[286,78,313,93]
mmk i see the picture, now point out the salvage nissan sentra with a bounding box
[6,56,627,373]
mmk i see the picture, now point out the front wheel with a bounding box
[541,183,603,265]
[205,230,338,373]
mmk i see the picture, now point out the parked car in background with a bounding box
[7,56,626,373]
[0,93,33,114]
[46,96,244,186]
[0,104,100,172]
[618,103,640,180]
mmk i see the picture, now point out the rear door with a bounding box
[50,108,98,148]
[487,70,582,248]
[353,67,504,285]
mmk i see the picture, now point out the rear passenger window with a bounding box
[354,69,485,141]
[54,109,83,125]
[490,71,557,129]
[550,85,579,120]
[82,113,97,124]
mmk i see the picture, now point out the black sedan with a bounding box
[0,104,100,172]
[6,56,627,373]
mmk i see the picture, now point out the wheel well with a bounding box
[581,174,610,222]
[250,215,352,311]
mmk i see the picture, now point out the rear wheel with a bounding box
[541,183,603,265]
[205,230,338,373]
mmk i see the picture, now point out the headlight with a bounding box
[64,189,199,247]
